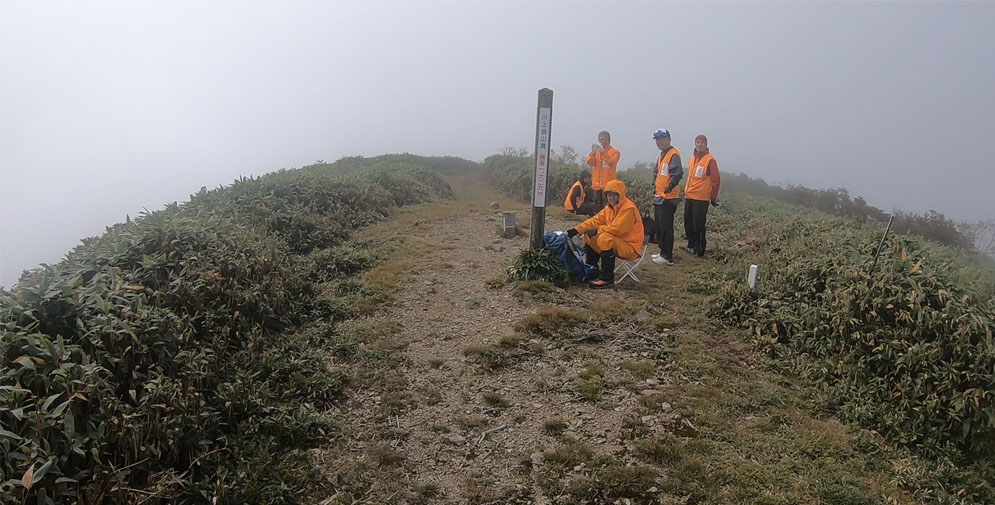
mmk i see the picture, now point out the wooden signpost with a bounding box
[530,88,553,250]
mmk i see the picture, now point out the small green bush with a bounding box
[507,248,568,287]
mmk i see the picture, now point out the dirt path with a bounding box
[317,180,673,502]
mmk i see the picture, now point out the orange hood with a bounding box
[604,179,629,207]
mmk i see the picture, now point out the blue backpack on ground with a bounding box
[543,231,599,283]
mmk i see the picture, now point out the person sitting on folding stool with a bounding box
[566,179,644,289]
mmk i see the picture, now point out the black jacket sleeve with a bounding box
[664,154,683,194]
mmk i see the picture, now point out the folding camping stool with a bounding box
[614,235,651,284]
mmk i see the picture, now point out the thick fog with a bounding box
[2,1,994,287]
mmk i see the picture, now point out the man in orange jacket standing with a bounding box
[567,179,644,288]
[683,134,721,258]
[585,130,621,212]
[649,129,683,266]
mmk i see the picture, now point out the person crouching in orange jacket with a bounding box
[566,179,644,288]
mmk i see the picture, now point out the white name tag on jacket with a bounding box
[660,166,670,177]
[694,165,705,178]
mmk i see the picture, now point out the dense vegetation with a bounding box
[1,155,454,504]
[718,171,976,250]
[707,201,995,502]
[5,149,992,503]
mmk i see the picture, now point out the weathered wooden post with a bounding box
[529,88,553,250]
[870,214,896,273]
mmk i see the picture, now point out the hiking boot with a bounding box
[652,256,674,265]
[588,279,614,289]
[682,246,697,255]
[600,249,615,265]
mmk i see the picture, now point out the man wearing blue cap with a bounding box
[650,129,683,265]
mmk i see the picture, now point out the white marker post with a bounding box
[747,264,759,289]
[530,88,553,250]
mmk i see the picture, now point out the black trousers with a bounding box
[593,190,605,212]
[572,202,596,217]
[684,199,710,257]
[583,244,615,282]
[653,199,678,260]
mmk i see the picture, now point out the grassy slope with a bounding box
[534,193,935,504]
[307,173,988,504]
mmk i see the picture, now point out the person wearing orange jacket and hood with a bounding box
[567,179,644,288]
[585,130,621,212]
[683,134,721,257]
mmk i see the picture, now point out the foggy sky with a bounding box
[3,0,994,287]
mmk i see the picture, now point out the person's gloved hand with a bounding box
[710,199,719,207]
[585,229,598,238]
[566,228,578,238]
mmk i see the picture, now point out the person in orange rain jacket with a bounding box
[564,170,595,216]
[585,131,621,212]
[566,179,644,289]
[682,134,721,258]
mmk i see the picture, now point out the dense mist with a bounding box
[3,1,994,287]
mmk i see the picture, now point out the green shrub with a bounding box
[718,171,974,250]
[715,225,995,461]
[0,155,453,504]
[307,246,378,282]
[481,155,580,206]
[507,248,568,287]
